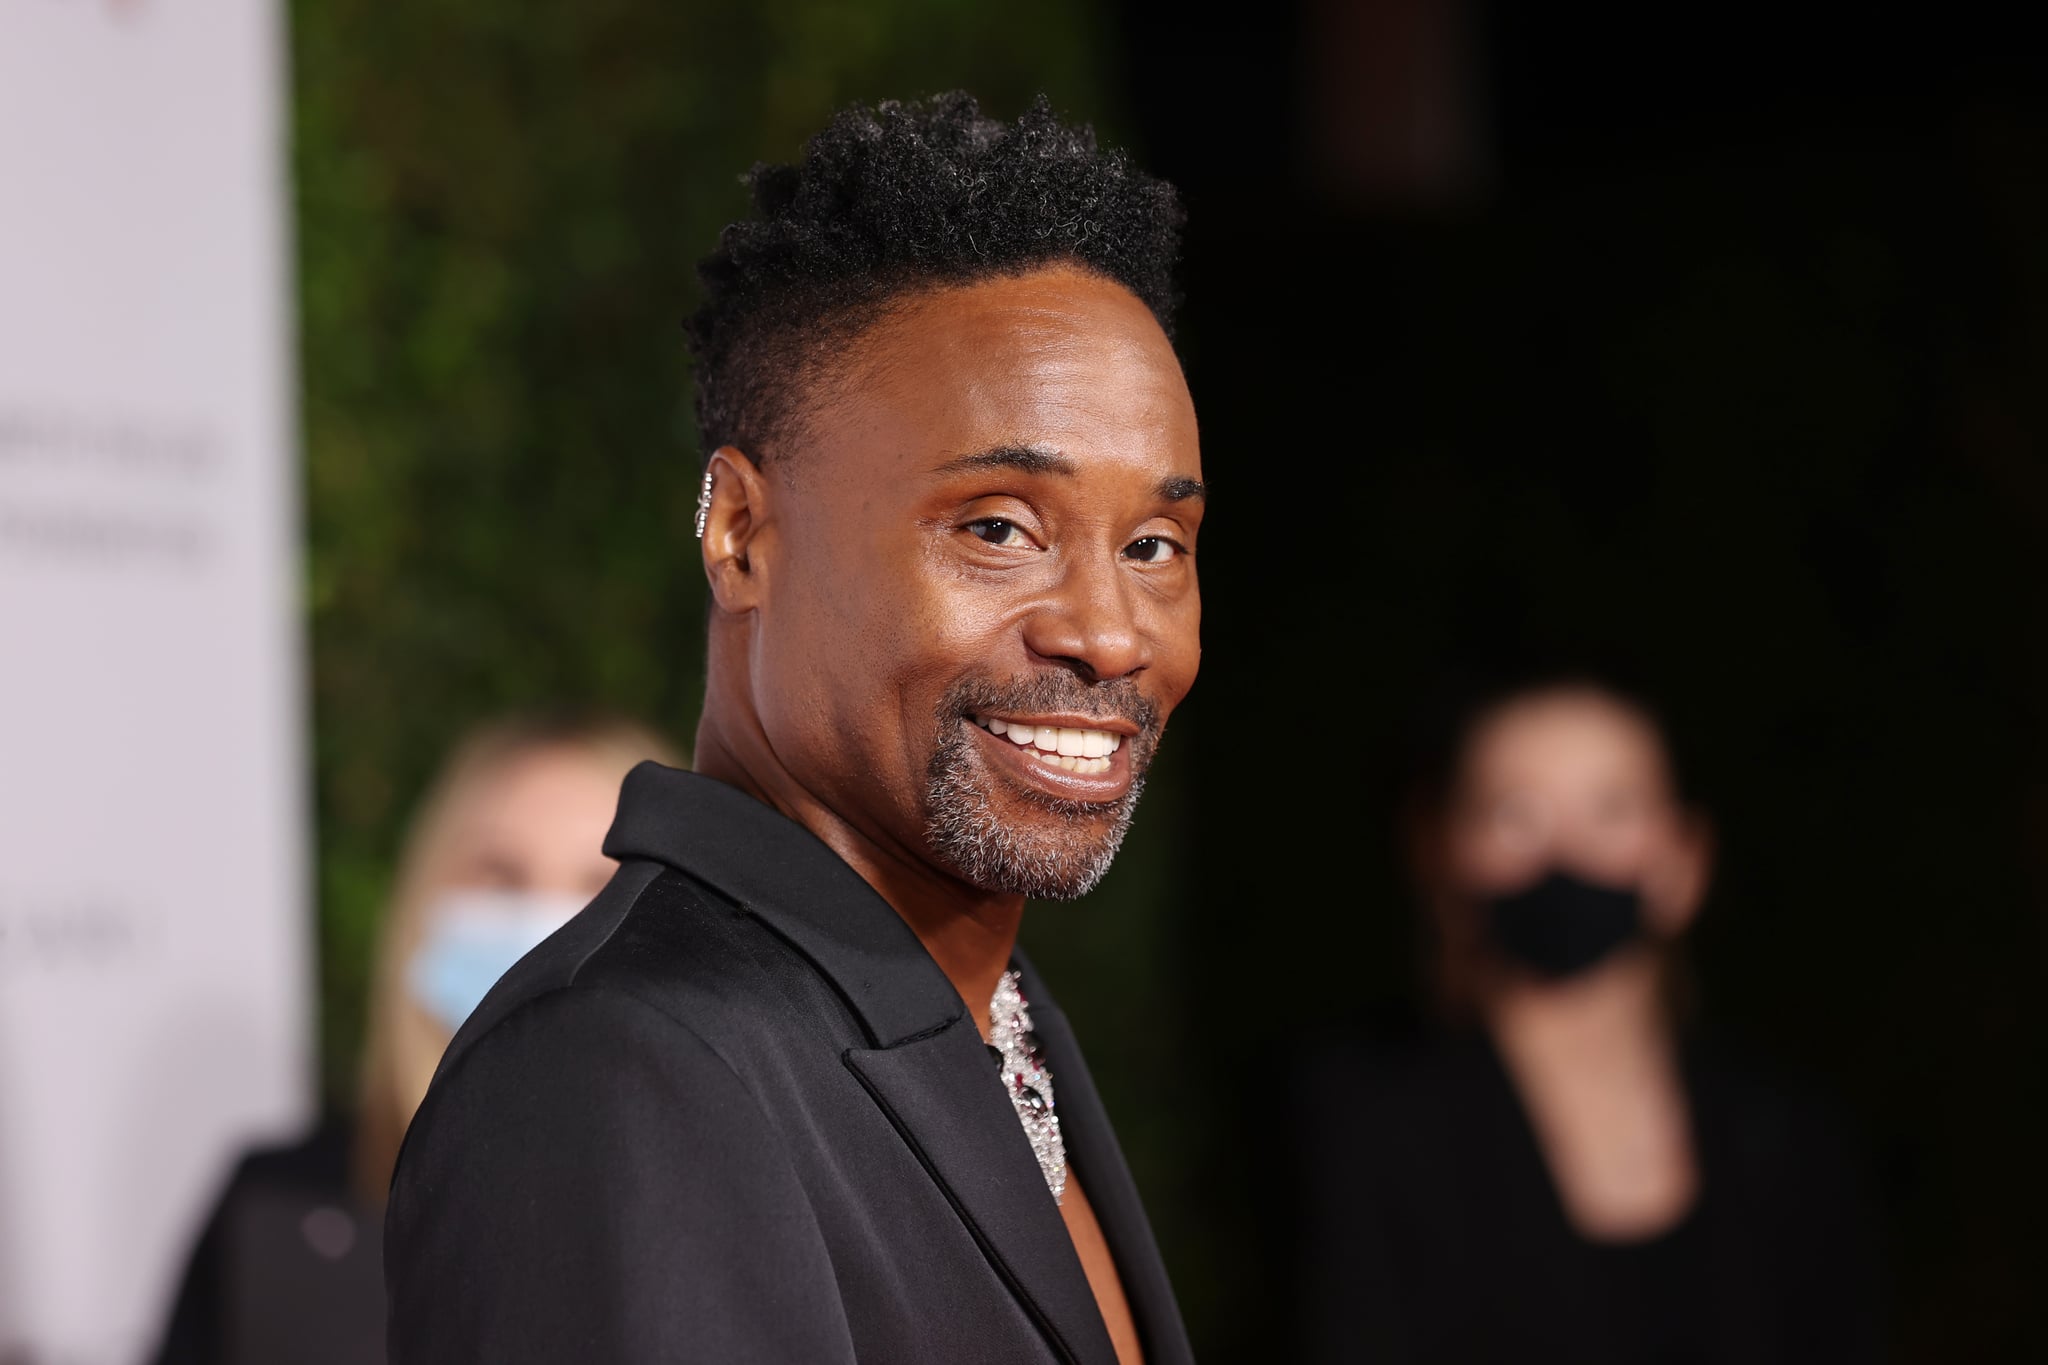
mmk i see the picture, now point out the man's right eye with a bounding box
[965,518,1027,547]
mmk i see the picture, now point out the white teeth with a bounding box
[972,716,1122,772]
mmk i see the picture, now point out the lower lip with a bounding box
[965,720,1134,802]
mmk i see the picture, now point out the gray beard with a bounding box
[920,678,1158,901]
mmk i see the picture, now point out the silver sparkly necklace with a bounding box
[988,969,1067,1204]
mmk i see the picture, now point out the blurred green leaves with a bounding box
[292,0,1121,1092]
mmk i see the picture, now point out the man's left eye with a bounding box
[966,518,1029,547]
[1123,536,1181,563]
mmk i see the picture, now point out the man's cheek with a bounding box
[890,594,987,670]
[925,586,1017,655]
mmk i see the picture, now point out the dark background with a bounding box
[298,1,2047,1359]
[1114,3,2048,1358]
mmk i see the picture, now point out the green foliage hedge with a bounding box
[291,0,1123,1093]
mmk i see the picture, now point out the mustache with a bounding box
[939,672,1163,746]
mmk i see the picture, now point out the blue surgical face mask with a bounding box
[406,889,586,1034]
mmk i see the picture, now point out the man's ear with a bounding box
[700,445,774,614]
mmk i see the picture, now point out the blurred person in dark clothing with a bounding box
[384,93,1199,1365]
[152,712,677,1365]
[1293,679,1881,1364]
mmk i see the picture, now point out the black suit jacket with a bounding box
[385,763,1192,1364]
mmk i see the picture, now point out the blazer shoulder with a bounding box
[386,983,859,1365]
[438,860,862,1100]
[565,863,775,995]
[430,979,774,1136]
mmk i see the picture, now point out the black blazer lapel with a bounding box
[844,1015,1118,1365]
[1017,962,1195,1365]
[604,765,955,1047]
[604,767,1140,1362]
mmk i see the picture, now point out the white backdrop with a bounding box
[0,1,310,1361]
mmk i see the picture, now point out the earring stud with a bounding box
[694,467,715,539]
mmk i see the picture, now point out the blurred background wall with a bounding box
[0,4,308,1360]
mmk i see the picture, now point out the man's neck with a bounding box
[694,706,1024,1040]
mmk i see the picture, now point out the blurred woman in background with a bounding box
[1294,679,1880,1364]
[153,711,679,1365]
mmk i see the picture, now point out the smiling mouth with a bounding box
[968,713,1125,776]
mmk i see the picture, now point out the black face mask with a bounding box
[1482,870,1643,979]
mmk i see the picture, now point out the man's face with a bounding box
[747,264,1203,899]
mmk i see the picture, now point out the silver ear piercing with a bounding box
[694,467,715,539]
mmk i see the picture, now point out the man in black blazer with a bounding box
[385,93,1204,1363]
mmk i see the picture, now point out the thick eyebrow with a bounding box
[931,445,1078,478]
[932,445,1207,504]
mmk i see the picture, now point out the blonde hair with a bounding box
[352,711,681,1204]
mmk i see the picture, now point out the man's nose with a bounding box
[1019,553,1147,683]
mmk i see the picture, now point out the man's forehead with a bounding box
[808,269,1197,484]
[908,261,1167,332]
[869,271,1176,378]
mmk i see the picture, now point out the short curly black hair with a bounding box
[685,92,1185,465]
